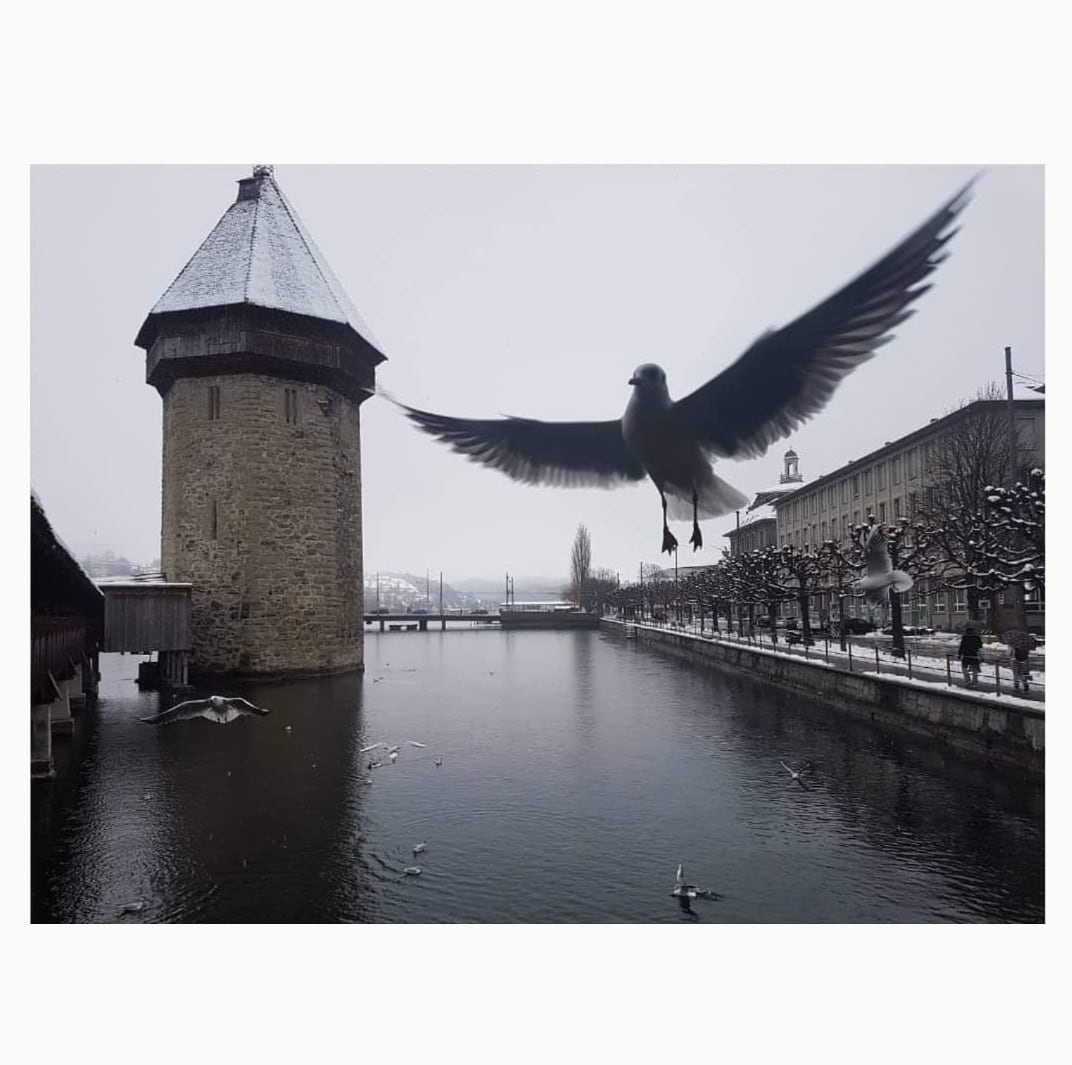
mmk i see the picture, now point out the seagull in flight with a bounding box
[780,760,813,787]
[382,183,972,554]
[361,741,426,754]
[854,524,913,614]
[141,694,269,726]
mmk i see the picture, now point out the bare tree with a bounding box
[914,385,1015,623]
[585,567,619,616]
[568,523,592,608]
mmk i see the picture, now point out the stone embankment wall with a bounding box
[603,620,1043,774]
[161,373,363,676]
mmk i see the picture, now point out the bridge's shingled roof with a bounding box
[138,167,382,354]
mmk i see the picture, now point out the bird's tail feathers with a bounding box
[666,468,749,521]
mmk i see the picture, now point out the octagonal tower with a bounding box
[136,166,385,676]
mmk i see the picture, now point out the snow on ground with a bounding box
[612,619,1045,702]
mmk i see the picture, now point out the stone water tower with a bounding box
[136,166,385,676]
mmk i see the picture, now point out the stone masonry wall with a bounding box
[161,373,364,675]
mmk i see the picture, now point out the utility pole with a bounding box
[1004,345,1029,630]
[376,572,380,611]
[1005,346,1019,480]
[735,509,741,556]
[440,570,444,630]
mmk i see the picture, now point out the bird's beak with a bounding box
[628,376,637,386]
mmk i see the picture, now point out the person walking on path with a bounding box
[1002,629,1037,694]
[958,624,983,688]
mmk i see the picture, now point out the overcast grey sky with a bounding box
[30,165,1043,581]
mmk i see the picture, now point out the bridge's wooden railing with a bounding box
[31,616,101,705]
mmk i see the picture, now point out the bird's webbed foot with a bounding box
[662,527,678,554]
[689,523,703,550]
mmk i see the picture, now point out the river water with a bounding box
[31,627,1044,923]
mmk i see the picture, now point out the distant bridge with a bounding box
[364,610,600,631]
[364,612,498,631]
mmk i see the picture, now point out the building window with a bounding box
[876,462,886,490]
[893,496,902,520]
[1016,417,1037,451]
[851,475,859,498]
[210,499,218,540]
[954,588,968,612]
[907,448,918,478]
[285,387,299,425]
[841,481,849,505]
[821,520,828,541]
[933,590,946,613]
[812,495,818,516]
[852,510,860,526]
[1025,586,1045,609]
[908,491,917,517]
[878,501,887,523]
[892,457,902,484]
[841,515,849,537]
[864,469,873,495]
[208,385,221,420]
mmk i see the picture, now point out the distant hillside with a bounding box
[363,572,569,611]
[453,576,568,602]
[364,572,498,611]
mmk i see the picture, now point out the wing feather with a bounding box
[673,182,973,459]
[395,404,646,488]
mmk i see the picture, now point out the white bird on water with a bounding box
[404,866,422,876]
[780,760,813,784]
[413,842,427,855]
[671,862,715,903]
[141,694,269,726]
[380,184,972,555]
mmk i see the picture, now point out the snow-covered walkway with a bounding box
[608,617,1046,708]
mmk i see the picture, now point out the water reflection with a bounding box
[32,631,1043,923]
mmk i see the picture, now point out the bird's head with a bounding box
[628,363,668,392]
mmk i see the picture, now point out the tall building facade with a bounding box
[136,167,384,675]
[773,395,1045,630]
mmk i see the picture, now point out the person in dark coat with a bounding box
[1003,630,1037,693]
[958,624,983,687]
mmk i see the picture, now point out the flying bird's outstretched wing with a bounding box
[393,405,647,488]
[227,696,270,716]
[673,182,973,460]
[141,698,211,725]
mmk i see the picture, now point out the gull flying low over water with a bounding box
[855,524,913,618]
[141,695,270,726]
[780,760,813,787]
[361,741,427,755]
[382,184,972,554]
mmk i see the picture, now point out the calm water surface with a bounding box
[32,628,1044,922]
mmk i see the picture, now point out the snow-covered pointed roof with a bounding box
[140,166,381,352]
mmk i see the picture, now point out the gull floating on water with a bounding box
[413,842,427,855]
[434,757,443,767]
[141,694,269,726]
[671,862,715,904]
[404,866,422,876]
[380,184,972,554]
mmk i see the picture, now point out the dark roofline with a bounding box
[771,397,1044,507]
